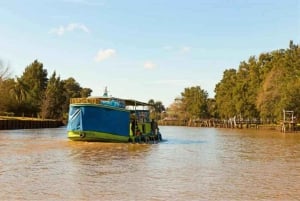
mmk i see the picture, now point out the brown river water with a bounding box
[0,126,300,201]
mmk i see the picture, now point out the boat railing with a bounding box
[70,98,104,104]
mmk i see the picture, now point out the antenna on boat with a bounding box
[103,86,108,97]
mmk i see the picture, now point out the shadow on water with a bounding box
[159,126,211,145]
[63,141,157,178]
[66,141,153,162]
[162,138,207,145]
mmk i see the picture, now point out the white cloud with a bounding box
[181,46,191,53]
[94,49,116,62]
[144,61,156,69]
[49,23,90,36]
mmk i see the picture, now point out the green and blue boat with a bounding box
[67,91,162,143]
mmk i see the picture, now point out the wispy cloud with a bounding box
[144,61,156,69]
[49,23,90,36]
[94,49,116,62]
[181,46,191,53]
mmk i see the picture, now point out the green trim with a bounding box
[68,130,130,142]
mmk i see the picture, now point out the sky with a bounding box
[0,0,299,107]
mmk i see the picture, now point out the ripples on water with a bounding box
[0,127,300,200]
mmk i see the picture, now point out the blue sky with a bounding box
[0,0,299,107]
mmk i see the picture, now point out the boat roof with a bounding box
[70,96,151,106]
[123,99,150,106]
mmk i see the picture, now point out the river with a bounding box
[0,126,300,200]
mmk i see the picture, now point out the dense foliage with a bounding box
[181,86,208,119]
[167,41,300,124]
[215,41,299,123]
[0,60,92,120]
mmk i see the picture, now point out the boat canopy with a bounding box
[70,97,151,107]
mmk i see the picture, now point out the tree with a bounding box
[62,77,82,98]
[61,77,93,115]
[0,79,16,113]
[61,77,82,114]
[233,57,260,120]
[41,71,65,119]
[214,41,300,123]
[207,98,218,118]
[18,60,48,116]
[10,78,29,104]
[0,60,13,113]
[181,86,208,120]
[153,101,165,120]
[166,97,184,120]
[148,99,165,120]
[80,88,92,98]
[215,69,237,119]
[256,44,300,122]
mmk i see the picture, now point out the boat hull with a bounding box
[67,103,131,142]
[68,130,130,142]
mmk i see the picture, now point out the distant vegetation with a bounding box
[0,60,92,120]
[0,41,299,124]
[165,41,300,124]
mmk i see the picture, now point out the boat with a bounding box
[67,89,162,143]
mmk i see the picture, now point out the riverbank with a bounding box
[0,116,64,130]
[159,119,300,133]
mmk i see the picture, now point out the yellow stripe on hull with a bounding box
[68,131,130,142]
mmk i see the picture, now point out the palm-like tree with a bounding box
[10,78,29,104]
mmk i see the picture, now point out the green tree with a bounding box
[215,69,237,119]
[18,60,48,116]
[148,99,165,120]
[233,57,260,120]
[207,98,218,118]
[80,88,92,98]
[41,71,65,119]
[256,43,300,122]
[0,60,13,113]
[61,77,93,115]
[62,77,81,98]
[61,77,82,114]
[10,78,29,104]
[181,86,208,120]
[215,41,300,123]
[166,97,186,121]
[0,79,16,113]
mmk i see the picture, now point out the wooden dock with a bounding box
[159,118,299,132]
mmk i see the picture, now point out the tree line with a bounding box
[0,60,92,120]
[1,41,299,124]
[166,41,300,124]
